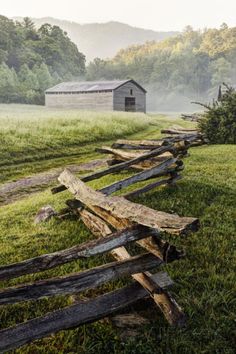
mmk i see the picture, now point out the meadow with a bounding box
[0,105,235,354]
[0,105,155,182]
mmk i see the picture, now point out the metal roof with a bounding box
[45,80,147,93]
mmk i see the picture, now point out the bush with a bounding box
[198,84,236,144]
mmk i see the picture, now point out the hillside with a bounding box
[0,15,85,104]
[87,25,236,110]
[13,17,178,62]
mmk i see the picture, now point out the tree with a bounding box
[210,58,232,88]
[0,15,86,104]
[198,84,236,144]
[33,63,53,91]
[0,63,19,102]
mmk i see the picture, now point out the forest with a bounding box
[0,15,236,109]
[0,15,85,104]
[87,24,236,110]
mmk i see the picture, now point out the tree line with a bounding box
[0,15,85,104]
[87,24,236,110]
[1,15,236,109]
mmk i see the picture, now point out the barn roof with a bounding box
[45,80,147,93]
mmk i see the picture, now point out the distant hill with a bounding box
[13,17,178,62]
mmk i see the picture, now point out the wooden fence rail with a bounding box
[0,225,157,281]
[0,273,172,354]
[0,128,204,351]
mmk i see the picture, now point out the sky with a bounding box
[1,0,236,31]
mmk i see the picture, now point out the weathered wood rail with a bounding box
[0,127,203,352]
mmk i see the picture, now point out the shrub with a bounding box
[197,84,236,144]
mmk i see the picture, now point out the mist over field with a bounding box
[13,17,178,62]
[1,14,235,111]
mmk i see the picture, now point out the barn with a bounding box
[45,80,146,112]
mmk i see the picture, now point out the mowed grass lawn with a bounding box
[0,105,235,354]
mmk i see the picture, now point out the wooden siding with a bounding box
[45,91,113,111]
[113,82,146,113]
[45,81,146,112]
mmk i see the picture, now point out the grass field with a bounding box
[0,104,156,183]
[0,105,235,354]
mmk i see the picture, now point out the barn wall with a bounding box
[113,82,146,113]
[45,91,113,110]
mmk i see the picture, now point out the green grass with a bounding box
[0,105,235,353]
[0,104,154,183]
[0,105,194,184]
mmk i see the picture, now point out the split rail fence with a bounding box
[0,127,204,352]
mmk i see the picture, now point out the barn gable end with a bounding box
[113,81,146,113]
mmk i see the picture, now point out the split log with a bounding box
[181,113,202,122]
[96,147,148,160]
[112,139,166,150]
[0,253,163,305]
[84,208,184,264]
[0,273,172,353]
[124,174,182,199]
[162,135,199,144]
[96,146,172,169]
[161,129,199,135]
[112,139,189,152]
[51,144,177,194]
[58,169,199,235]
[80,209,186,326]
[96,147,172,161]
[166,134,203,144]
[0,225,156,282]
[169,125,198,132]
[99,158,177,195]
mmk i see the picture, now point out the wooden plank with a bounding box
[0,273,168,353]
[0,253,163,305]
[112,139,166,150]
[161,129,200,135]
[163,134,202,143]
[96,146,172,169]
[124,174,182,199]
[80,210,186,326]
[99,158,177,195]
[95,147,147,160]
[169,126,198,133]
[112,139,189,151]
[0,225,156,282]
[58,169,199,235]
[52,145,176,194]
[84,208,184,264]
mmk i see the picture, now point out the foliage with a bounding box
[87,25,236,110]
[198,85,236,144]
[0,15,85,104]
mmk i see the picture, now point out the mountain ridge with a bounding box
[13,17,179,62]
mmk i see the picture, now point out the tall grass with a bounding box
[0,104,153,166]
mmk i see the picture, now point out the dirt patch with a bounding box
[0,159,109,207]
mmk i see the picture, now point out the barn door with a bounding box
[125,97,136,112]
